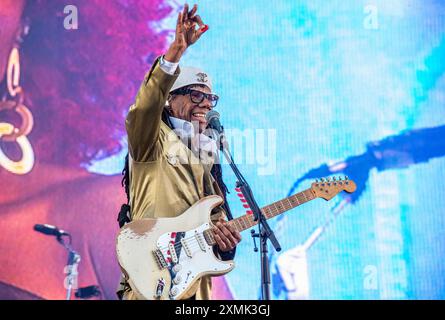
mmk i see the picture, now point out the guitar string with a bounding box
[155,211,269,252]
[155,216,257,253]
[155,190,315,252]
[155,211,274,252]
[154,202,303,251]
[156,228,237,253]
[154,187,345,259]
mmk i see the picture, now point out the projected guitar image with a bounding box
[288,124,445,206]
[116,177,356,300]
[272,124,445,299]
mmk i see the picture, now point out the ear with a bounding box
[165,95,174,115]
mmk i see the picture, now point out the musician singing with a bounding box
[118,4,241,300]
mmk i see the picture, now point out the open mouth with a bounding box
[192,112,206,119]
[191,109,208,124]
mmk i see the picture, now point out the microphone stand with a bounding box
[217,132,281,300]
[57,234,81,300]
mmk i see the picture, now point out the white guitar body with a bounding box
[116,195,235,300]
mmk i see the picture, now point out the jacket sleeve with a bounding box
[126,56,180,162]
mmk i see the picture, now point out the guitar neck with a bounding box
[204,188,316,246]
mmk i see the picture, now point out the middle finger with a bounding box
[188,4,198,18]
[214,225,234,248]
[182,4,189,23]
[217,222,238,246]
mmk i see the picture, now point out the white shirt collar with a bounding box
[169,116,218,155]
[169,116,195,139]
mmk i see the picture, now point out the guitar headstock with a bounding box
[311,176,356,200]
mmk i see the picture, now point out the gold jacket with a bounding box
[120,57,227,300]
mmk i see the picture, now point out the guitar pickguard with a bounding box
[156,223,234,299]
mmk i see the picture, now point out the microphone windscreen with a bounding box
[206,110,220,123]
[33,224,58,236]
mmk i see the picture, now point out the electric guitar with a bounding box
[116,177,356,300]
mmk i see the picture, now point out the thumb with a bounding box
[194,24,209,42]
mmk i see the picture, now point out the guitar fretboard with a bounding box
[203,188,315,246]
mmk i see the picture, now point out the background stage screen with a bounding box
[0,0,444,300]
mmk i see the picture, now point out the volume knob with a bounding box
[172,264,182,273]
[169,287,178,297]
[172,276,182,285]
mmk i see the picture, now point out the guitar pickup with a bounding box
[181,238,192,258]
[195,232,206,252]
[168,242,178,263]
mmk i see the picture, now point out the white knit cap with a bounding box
[170,66,213,92]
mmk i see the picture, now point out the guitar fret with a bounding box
[237,218,243,230]
[240,217,246,229]
[297,194,305,203]
[271,203,277,215]
[232,219,240,229]
[263,207,271,219]
[204,229,216,246]
[271,207,278,218]
[247,214,254,228]
[286,198,293,209]
[239,218,244,229]
[238,219,244,231]
[304,190,313,201]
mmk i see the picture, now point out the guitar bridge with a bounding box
[153,249,168,269]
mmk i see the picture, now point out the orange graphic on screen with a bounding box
[0,0,233,300]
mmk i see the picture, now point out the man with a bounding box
[119,4,242,300]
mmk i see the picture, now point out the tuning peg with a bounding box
[320,178,325,182]
[338,176,342,181]
[333,177,336,181]
[345,176,349,180]
[315,179,319,183]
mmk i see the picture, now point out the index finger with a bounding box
[188,4,198,18]
[182,3,189,23]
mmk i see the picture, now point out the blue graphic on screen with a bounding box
[91,0,445,299]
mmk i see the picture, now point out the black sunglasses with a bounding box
[172,88,219,107]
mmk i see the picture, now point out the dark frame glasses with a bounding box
[172,88,219,107]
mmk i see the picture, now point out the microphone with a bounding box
[206,110,228,151]
[34,224,69,238]
[206,110,224,134]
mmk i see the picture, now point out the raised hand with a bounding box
[165,4,208,62]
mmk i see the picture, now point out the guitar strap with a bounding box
[117,153,132,228]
